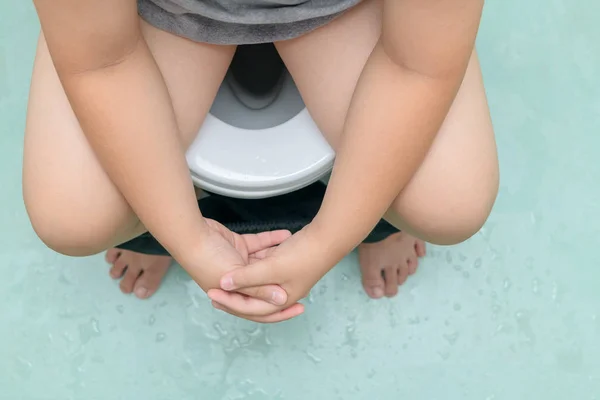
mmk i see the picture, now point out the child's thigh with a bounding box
[276,0,498,245]
[23,20,235,256]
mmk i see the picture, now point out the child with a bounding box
[25,0,498,323]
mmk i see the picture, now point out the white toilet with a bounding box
[185,47,334,199]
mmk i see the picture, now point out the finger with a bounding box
[210,281,287,306]
[212,300,305,323]
[242,284,287,305]
[383,265,399,297]
[248,246,277,262]
[220,261,277,291]
[242,230,291,254]
[207,288,283,316]
[415,239,426,257]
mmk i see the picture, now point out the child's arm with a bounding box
[35,0,206,262]
[212,0,485,319]
[34,0,294,313]
[311,0,485,258]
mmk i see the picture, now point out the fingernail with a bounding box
[372,287,384,298]
[135,287,149,298]
[212,301,223,310]
[220,277,234,290]
[271,291,286,306]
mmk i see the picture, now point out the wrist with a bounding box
[303,218,357,265]
[161,220,211,266]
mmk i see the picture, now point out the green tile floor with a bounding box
[1,1,599,399]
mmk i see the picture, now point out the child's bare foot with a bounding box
[358,232,426,299]
[105,249,172,299]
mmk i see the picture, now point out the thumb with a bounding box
[220,259,279,291]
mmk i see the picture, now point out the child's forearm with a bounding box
[58,37,207,262]
[310,42,464,259]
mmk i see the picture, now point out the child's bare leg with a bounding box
[276,0,498,297]
[24,20,235,298]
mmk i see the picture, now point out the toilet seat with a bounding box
[186,70,335,199]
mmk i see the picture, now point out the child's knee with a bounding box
[391,177,498,246]
[25,198,125,257]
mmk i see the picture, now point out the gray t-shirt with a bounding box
[139,0,362,44]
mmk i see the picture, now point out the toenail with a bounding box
[372,287,384,298]
[135,287,149,298]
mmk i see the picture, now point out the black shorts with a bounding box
[117,181,399,256]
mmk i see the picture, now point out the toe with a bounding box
[407,255,419,275]
[383,265,399,297]
[133,257,171,299]
[120,265,142,294]
[105,248,121,264]
[415,239,426,257]
[109,254,128,279]
[359,259,385,299]
[398,261,410,285]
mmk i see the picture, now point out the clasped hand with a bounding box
[204,224,338,323]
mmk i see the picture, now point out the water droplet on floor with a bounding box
[148,314,156,326]
[115,305,124,314]
[155,333,166,342]
[515,309,535,343]
[91,318,100,333]
[531,278,540,294]
[343,323,358,349]
[459,253,467,262]
[446,252,453,264]
[453,264,462,271]
[438,350,450,360]
[15,357,33,379]
[307,291,315,304]
[367,369,376,379]
[305,351,322,364]
[443,332,459,346]
[462,271,470,279]
[58,271,73,285]
[79,318,101,344]
[341,274,349,281]
[214,323,228,337]
[474,258,482,269]
[453,303,462,312]
[503,278,512,291]
[495,323,505,334]
[408,316,421,325]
